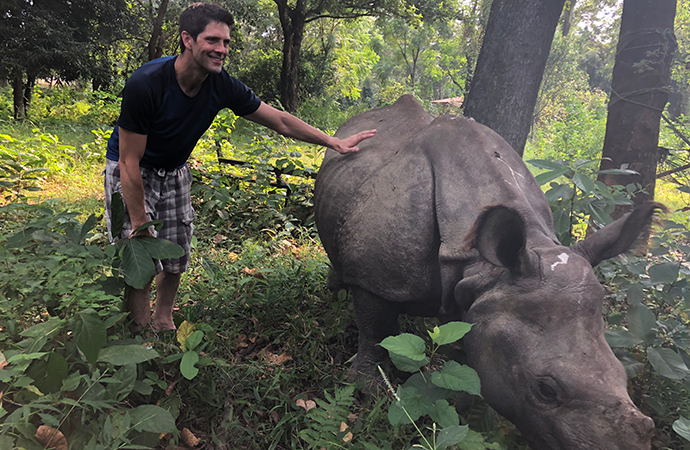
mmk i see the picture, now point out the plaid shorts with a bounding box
[104,159,194,274]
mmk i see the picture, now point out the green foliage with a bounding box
[377,322,497,450]
[0,203,185,449]
[30,85,121,126]
[528,158,640,245]
[191,111,321,239]
[299,385,360,449]
[597,221,690,446]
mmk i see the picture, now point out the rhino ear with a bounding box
[571,202,666,267]
[471,206,531,274]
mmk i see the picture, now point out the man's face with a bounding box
[184,21,231,74]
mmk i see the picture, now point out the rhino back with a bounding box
[315,97,556,303]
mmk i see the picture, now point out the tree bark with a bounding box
[598,0,676,212]
[462,0,566,157]
[12,72,26,120]
[23,73,35,114]
[148,0,169,61]
[275,0,307,113]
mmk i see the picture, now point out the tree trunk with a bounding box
[12,72,26,120]
[462,0,566,157]
[597,0,676,213]
[148,0,169,61]
[23,74,35,114]
[562,0,577,37]
[275,0,306,113]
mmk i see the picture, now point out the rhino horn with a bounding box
[571,201,666,267]
[471,205,534,275]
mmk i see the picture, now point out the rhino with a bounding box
[314,95,659,450]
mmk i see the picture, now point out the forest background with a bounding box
[1,0,690,449]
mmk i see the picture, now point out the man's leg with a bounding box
[153,165,194,331]
[125,279,153,332]
[152,271,181,330]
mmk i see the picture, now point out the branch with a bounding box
[657,162,690,178]
[661,113,690,149]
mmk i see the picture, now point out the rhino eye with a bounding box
[534,378,561,405]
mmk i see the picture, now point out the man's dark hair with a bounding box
[179,3,234,52]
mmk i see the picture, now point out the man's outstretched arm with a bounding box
[244,103,376,154]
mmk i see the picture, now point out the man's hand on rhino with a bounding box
[331,129,377,154]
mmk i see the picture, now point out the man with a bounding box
[104,2,375,332]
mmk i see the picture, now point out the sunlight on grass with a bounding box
[36,163,104,215]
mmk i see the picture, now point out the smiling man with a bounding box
[104,2,375,332]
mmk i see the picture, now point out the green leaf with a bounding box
[678,185,690,194]
[132,219,164,233]
[388,385,432,425]
[648,263,679,285]
[626,283,645,305]
[647,347,690,380]
[429,322,473,346]
[133,380,154,396]
[135,236,185,260]
[436,425,469,449]
[122,238,156,289]
[535,167,572,186]
[184,330,204,352]
[596,168,639,176]
[79,214,98,243]
[98,345,159,366]
[20,317,64,339]
[27,352,68,394]
[605,329,643,348]
[573,173,596,194]
[390,352,428,373]
[586,199,614,226]
[526,159,568,170]
[545,183,574,203]
[129,405,176,433]
[180,351,200,380]
[110,192,125,238]
[429,399,459,428]
[379,333,426,361]
[673,416,690,442]
[431,361,481,395]
[404,372,454,403]
[627,304,657,345]
[73,312,107,365]
[457,428,504,450]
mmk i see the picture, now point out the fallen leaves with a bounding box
[240,267,263,279]
[340,421,353,443]
[181,428,201,447]
[295,398,317,411]
[261,348,292,365]
[35,425,68,450]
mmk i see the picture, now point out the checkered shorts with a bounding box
[104,159,194,274]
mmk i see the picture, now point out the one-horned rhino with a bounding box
[314,95,658,450]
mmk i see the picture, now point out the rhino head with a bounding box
[459,203,661,450]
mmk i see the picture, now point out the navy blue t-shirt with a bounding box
[106,56,262,169]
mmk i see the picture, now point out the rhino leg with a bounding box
[349,286,402,392]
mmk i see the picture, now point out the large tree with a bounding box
[597,0,677,210]
[272,0,402,112]
[0,0,130,118]
[462,0,567,156]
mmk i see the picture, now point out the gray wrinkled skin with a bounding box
[314,96,658,450]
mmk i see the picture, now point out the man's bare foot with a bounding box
[152,316,176,331]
